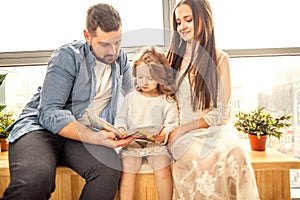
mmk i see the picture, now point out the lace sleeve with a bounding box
[203,50,231,126]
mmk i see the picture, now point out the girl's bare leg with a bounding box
[147,155,173,200]
[119,156,142,200]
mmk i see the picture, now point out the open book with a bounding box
[86,110,163,142]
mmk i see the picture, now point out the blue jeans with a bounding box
[1,130,121,200]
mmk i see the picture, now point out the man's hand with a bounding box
[58,121,136,148]
[98,129,136,148]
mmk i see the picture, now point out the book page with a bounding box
[87,110,162,142]
[86,110,123,138]
[133,126,162,143]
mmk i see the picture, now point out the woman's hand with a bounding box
[167,125,185,150]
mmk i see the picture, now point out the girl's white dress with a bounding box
[115,91,178,158]
[171,50,260,200]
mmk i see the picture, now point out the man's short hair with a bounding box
[86,3,122,37]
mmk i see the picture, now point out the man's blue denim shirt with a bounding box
[7,40,133,143]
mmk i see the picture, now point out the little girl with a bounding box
[115,47,178,200]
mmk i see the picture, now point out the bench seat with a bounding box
[1,146,300,199]
[0,151,158,200]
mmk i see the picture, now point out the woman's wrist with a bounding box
[180,118,208,134]
[178,124,188,135]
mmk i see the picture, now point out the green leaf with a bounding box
[0,112,15,138]
[0,105,6,112]
[0,74,7,86]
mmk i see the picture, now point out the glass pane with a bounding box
[230,55,300,157]
[210,0,300,49]
[230,56,300,120]
[0,66,47,118]
[0,0,164,52]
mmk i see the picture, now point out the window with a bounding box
[230,56,300,120]
[210,0,300,49]
[0,66,47,117]
[0,0,169,52]
[0,0,174,66]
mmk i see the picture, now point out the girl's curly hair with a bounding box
[132,46,176,102]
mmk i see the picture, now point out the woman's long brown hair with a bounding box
[167,0,219,111]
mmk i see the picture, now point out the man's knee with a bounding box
[3,163,56,200]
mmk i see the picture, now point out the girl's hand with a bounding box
[152,131,166,144]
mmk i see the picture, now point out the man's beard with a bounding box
[90,46,115,64]
[94,54,111,64]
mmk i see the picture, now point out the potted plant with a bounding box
[0,112,14,151]
[0,74,15,151]
[234,107,292,151]
[0,74,7,112]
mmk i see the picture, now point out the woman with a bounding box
[167,0,260,199]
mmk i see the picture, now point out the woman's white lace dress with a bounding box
[170,50,260,200]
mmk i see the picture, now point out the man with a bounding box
[1,3,134,200]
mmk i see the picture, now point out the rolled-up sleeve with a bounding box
[38,49,77,134]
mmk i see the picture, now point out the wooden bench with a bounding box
[0,151,158,200]
[1,148,300,200]
[249,148,300,200]
[0,151,85,200]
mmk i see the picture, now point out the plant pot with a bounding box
[248,134,268,151]
[1,139,9,151]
